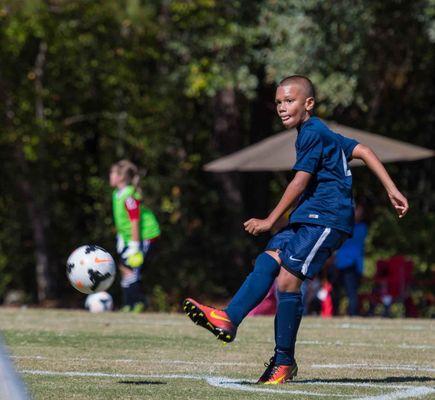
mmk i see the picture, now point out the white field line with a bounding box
[1,318,185,326]
[12,355,435,373]
[17,368,423,390]
[12,355,258,367]
[311,364,435,373]
[19,369,435,399]
[10,336,434,350]
[397,344,435,350]
[297,340,435,350]
[205,376,351,397]
[354,386,435,400]
[3,314,433,331]
[20,370,349,397]
[303,323,432,331]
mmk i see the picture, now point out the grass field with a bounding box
[0,308,434,400]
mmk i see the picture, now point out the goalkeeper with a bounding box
[110,160,160,312]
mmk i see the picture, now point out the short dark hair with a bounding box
[279,75,315,99]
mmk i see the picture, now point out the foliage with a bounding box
[0,0,433,312]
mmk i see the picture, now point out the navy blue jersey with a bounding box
[290,117,359,234]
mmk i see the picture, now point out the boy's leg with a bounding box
[183,250,280,342]
[274,268,304,366]
[258,269,304,385]
[120,264,143,310]
[225,225,296,326]
[183,226,292,342]
[258,275,299,384]
[260,225,346,384]
[225,251,281,326]
[120,239,154,312]
[259,269,302,384]
[129,281,146,311]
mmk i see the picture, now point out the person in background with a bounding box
[109,160,160,312]
[331,202,368,316]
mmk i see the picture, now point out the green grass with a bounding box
[1,308,434,399]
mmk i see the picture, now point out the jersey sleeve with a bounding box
[293,129,323,174]
[124,196,140,221]
[337,134,359,160]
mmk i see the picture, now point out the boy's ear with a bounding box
[305,97,315,112]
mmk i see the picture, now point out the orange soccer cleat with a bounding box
[261,362,298,385]
[183,298,237,343]
[257,356,277,383]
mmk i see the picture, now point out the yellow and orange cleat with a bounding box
[260,362,298,385]
[183,298,237,343]
[257,356,276,383]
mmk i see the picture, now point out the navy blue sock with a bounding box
[129,281,145,305]
[122,286,133,307]
[274,291,304,365]
[225,253,280,326]
[123,282,144,307]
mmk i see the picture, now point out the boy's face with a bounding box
[109,168,122,188]
[275,84,314,129]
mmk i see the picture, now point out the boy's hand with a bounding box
[244,218,273,236]
[124,241,144,268]
[352,144,409,219]
[388,190,409,218]
[127,252,144,268]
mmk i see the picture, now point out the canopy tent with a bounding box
[204,121,434,172]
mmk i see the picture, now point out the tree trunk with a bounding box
[212,88,243,208]
[15,149,55,303]
[3,39,56,304]
[23,40,57,303]
[245,76,275,218]
[212,88,245,275]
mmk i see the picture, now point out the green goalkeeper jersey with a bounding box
[112,185,160,244]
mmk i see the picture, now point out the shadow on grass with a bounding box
[235,381,255,386]
[118,380,167,385]
[236,376,434,386]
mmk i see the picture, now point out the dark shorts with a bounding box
[266,224,348,280]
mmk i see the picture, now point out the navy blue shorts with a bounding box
[266,223,348,280]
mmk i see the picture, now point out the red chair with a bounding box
[363,255,416,317]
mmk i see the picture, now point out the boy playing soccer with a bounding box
[183,75,409,384]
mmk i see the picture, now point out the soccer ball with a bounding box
[85,292,113,313]
[66,245,116,294]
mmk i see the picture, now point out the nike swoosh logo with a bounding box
[95,257,111,264]
[274,375,287,384]
[289,255,303,262]
[210,310,231,323]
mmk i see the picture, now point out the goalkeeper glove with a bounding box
[124,241,144,268]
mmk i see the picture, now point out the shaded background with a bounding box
[0,0,434,315]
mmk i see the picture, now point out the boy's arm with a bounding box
[131,220,140,242]
[352,144,409,218]
[124,220,143,267]
[244,171,311,235]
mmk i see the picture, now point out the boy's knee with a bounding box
[252,251,281,277]
[277,267,302,292]
[265,250,281,265]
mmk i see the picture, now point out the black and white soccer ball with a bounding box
[85,291,114,313]
[66,245,116,294]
